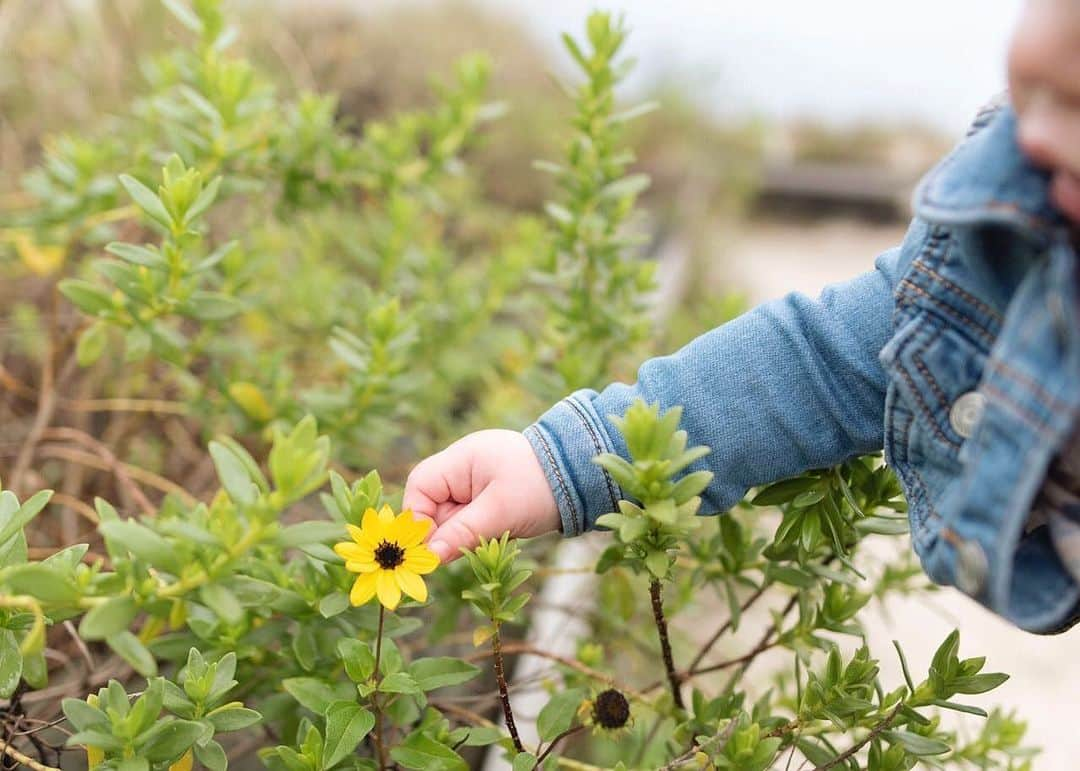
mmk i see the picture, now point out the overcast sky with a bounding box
[474,0,1023,136]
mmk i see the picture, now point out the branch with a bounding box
[0,737,62,771]
[687,580,770,673]
[813,703,903,771]
[468,642,646,702]
[491,627,525,753]
[649,578,685,710]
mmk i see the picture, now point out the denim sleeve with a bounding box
[523,246,910,536]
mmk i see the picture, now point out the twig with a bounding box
[372,605,388,771]
[41,427,155,515]
[36,445,195,504]
[687,581,770,673]
[536,724,586,765]
[659,717,738,769]
[812,703,903,771]
[649,578,685,710]
[721,594,798,696]
[467,642,644,701]
[0,737,61,771]
[9,343,77,494]
[491,627,525,753]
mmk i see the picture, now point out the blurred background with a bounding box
[4,0,1075,767]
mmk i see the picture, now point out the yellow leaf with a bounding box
[13,231,66,276]
[228,381,273,422]
[473,624,496,647]
[169,749,194,771]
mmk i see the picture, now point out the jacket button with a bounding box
[955,539,989,595]
[948,391,986,439]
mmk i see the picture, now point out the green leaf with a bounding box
[881,729,951,756]
[66,730,124,752]
[207,705,262,732]
[119,174,173,229]
[184,176,222,224]
[338,638,376,683]
[209,441,259,506]
[408,658,480,691]
[186,291,244,321]
[162,0,204,32]
[278,521,346,547]
[61,698,109,732]
[0,490,52,545]
[77,321,109,366]
[930,699,988,717]
[644,549,670,579]
[136,719,204,761]
[117,759,150,771]
[390,734,468,771]
[951,672,1009,695]
[378,672,421,695]
[195,740,228,771]
[79,596,139,640]
[105,242,168,269]
[319,593,349,619]
[751,476,818,506]
[58,279,114,316]
[3,562,79,603]
[99,520,181,573]
[200,584,244,625]
[283,677,340,714]
[0,630,21,698]
[322,702,374,769]
[460,726,504,746]
[512,752,537,771]
[107,631,158,677]
[537,688,585,741]
[854,516,910,536]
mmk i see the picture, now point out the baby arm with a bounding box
[405,245,910,560]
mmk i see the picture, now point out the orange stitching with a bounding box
[912,261,1003,323]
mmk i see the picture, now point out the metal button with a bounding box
[948,391,986,439]
[955,539,989,596]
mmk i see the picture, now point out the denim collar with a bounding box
[912,104,1067,237]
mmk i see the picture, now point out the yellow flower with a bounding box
[333,504,439,611]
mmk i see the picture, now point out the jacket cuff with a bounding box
[523,390,624,537]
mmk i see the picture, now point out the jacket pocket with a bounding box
[880,309,990,462]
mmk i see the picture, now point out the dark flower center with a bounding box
[374,540,405,569]
[593,688,630,729]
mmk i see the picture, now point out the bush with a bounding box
[0,3,1034,770]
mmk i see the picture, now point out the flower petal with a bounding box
[346,560,379,573]
[334,542,373,563]
[403,545,439,574]
[393,512,432,548]
[360,509,384,543]
[349,572,378,606]
[377,503,396,524]
[376,569,401,610]
[395,568,428,603]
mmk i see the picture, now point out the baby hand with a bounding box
[402,430,559,563]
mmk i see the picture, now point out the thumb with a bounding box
[428,489,503,564]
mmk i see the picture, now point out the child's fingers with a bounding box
[428,489,500,564]
[402,449,467,520]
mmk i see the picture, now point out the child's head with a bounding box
[1008,0,1080,223]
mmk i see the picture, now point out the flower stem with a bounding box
[491,626,525,753]
[649,578,685,710]
[537,724,586,764]
[372,605,388,771]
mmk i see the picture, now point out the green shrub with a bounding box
[0,3,1032,770]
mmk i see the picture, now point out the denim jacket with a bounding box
[524,102,1080,634]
